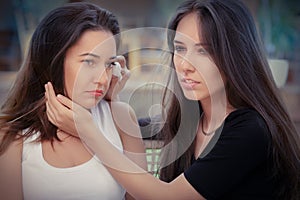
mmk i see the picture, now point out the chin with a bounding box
[75,99,101,110]
[182,90,200,101]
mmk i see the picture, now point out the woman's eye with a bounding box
[82,59,96,67]
[174,45,186,53]
[105,62,114,69]
[198,48,208,55]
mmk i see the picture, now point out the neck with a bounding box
[56,129,80,141]
[200,98,235,134]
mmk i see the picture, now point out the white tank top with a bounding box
[22,100,125,200]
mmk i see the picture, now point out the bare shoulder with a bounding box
[0,127,23,165]
[0,128,23,153]
[0,127,9,143]
[109,101,140,137]
[0,128,5,142]
[0,126,8,137]
[0,127,23,172]
[109,101,137,120]
[0,128,23,199]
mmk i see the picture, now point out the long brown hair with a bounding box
[0,2,120,154]
[159,0,300,199]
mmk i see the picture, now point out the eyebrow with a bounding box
[173,40,210,47]
[173,40,184,44]
[79,53,100,59]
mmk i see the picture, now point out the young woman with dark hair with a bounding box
[44,0,299,199]
[0,2,145,199]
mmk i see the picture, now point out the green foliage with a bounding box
[258,0,300,59]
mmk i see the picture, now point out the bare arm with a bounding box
[109,101,147,200]
[0,130,23,200]
[77,117,202,200]
[110,101,147,169]
[45,83,205,200]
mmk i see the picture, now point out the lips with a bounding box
[180,77,200,89]
[87,89,104,97]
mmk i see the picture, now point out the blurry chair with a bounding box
[268,59,289,88]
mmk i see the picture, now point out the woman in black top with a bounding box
[184,108,274,199]
[45,0,300,199]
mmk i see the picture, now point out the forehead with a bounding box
[175,12,201,44]
[67,30,116,56]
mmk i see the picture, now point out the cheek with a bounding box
[107,68,113,78]
[201,68,224,93]
[193,60,217,79]
[64,63,80,98]
[105,70,113,87]
[173,55,181,71]
[64,74,75,99]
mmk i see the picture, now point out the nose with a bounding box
[176,54,195,74]
[94,69,109,85]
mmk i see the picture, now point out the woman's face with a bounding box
[64,30,116,109]
[173,12,225,102]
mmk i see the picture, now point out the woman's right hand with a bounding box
[105,55,130,101]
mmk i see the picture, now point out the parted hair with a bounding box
[159,1,300,199]
[0,2,120,153]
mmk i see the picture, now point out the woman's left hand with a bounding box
[45,82,96,138]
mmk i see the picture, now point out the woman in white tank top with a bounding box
[0,2,146,200]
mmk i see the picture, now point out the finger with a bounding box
[57,94,85,114]
[45,100,56,125]
[110,55,130,79]
[110,55,127,69]
[110,75,119,87]
[56,94,74,110]
[117,56,130,75]
[47,82,83,112]
[45,83,59,122]
[45,82,72,123]
[116,55,126,68]
[109,77,119,94]
[45,91,57,125]
[45,82,62,111]
[47,82,74,111]
[46,82,56,99]
[115,57,130,80]
[44,83,50,101]
[111,62,122,80]
[122,68,131,79]
[45,83,82,135]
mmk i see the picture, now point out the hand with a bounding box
[45,82,96,138]
[105,55,130,101]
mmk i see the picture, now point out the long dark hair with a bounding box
[159,0,300,199]
[0,2,120,153]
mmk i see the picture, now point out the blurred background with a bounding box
[0,0,299,134]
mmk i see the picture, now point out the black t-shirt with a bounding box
[184,108,277,200]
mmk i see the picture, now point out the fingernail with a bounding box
[57,94,62,98]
